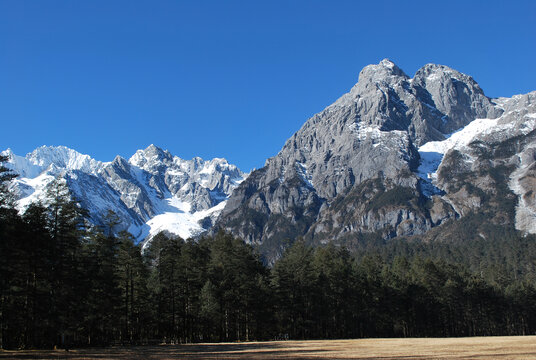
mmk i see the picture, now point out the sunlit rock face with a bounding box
[216,59,535,262]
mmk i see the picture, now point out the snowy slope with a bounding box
[2,145,247,243]
[417,117,501,183]
[418,110,536,188]
[416,92,536,234]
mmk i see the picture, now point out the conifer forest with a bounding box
[1,155,536,349]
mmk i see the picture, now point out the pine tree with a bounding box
[116,230,150,343]
[0,154,17,211]
[83,223,124,345]
[271,240,316,339]
[312,245,355,338]
[177,239,209,342]
[145,232,184,343]
[0,154,18,349]
[20,203,53,348]
[44,178,87,348]
[204,232,269,341]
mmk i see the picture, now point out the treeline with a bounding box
[1,156,536,349]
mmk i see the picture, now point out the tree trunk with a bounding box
[245,312,249,341]
[225,309,229,341]
[0,294,3,350]
[130,270,134,342]
[125,274,129,342]
[32,271,37,348]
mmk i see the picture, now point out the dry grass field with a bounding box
[1,336,536,359]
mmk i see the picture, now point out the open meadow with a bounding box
[1,336,536,359]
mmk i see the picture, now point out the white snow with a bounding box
[296,162,314,188]
[2,149,44,178]
[29,146,103,174]
[417,117,500,183]
[426,72,441,82]
[140,198,227,249]
[3,146,104,178]
[418,109,536,197]
[14,173,56,211]
[509,143,536,234]
[380,58,395,69]
[349,123,407,144]
[3,145,246,244]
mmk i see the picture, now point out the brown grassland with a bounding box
[1,336,535,359]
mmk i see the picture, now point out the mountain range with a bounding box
[2,144,246,246]
[3,59,535,260]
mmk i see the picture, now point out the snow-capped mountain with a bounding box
[2,145,247,245]
[216,59,536,261]
[3,60,535,262]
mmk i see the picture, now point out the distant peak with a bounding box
[29,145,80,159]
[129,144,172,167]
[358,59,408,83]
[139,144,170,158]
[144,144,164,152]
[146,143,158,149]
[112,154,128,164]
[413,63,482,91]
[416,62,455,74]
[415,63,465,80]
[33,144,69,153]
[18,145,103,174]
[1,148,14,157]
[380,58,396,68]
[210,157,228,164]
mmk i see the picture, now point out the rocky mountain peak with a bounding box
[129,144,173,171]
[108,155,132,174]
[111,154,128,165]
[358,58,409,82]
[25,145,103,174]
[414,63,477,87]
[216,60,535,262]
[411,63,502,136]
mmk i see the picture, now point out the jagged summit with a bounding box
[142,144,169,157]
[26,145,103,173]
[3,145,247,243]
[359,58,409,82]
[414,63,477,85]
[330,59,500,144]
[216,60,536,261]
[380,58,396,68]
[129,144,173,171]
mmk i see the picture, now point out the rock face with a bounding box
[216,59,535,261]
[3,145,246,244]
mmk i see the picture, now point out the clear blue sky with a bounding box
[1,0,535,171]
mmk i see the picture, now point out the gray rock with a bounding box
[216,60,532,261]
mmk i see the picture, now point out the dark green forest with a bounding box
[1,155,536,349]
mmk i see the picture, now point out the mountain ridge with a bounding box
[3,60,535,262]
[2,144,247,244]
[215,59,535,261]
